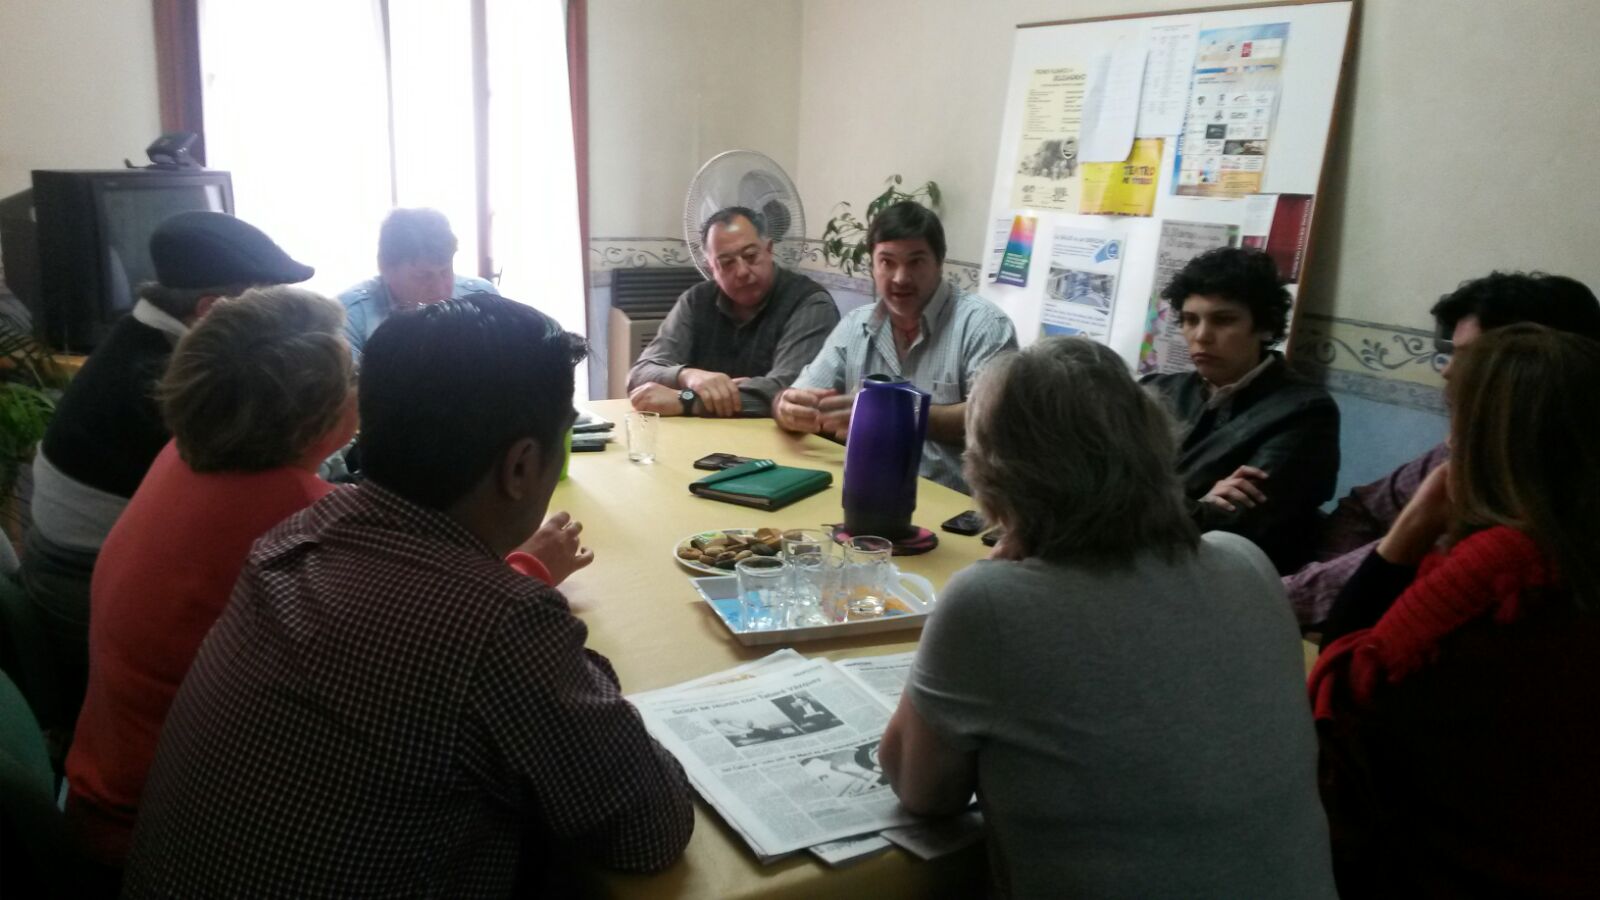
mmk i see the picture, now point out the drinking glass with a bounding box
[625,411,659,463]
[780,529,830,562]
[844,535,894,619]
[736,556,789,631]
[788,552,843,627]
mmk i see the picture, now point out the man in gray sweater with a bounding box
[627,206,837,418]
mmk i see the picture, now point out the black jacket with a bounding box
[41,315,175,498]
[1143,353,1340,573]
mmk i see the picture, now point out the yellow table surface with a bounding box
[562,400,1320,899]
[561,400,989,899]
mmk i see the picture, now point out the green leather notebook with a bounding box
[688,459,833,511]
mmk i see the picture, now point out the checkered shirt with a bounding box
[793,280,1018,493]
[122,483,693,897]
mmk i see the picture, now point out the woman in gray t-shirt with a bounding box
[880,337,1334,899]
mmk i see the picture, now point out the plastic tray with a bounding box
[690,573,936,646]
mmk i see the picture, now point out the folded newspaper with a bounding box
[630,650,983,863]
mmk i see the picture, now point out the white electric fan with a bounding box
[683,150,807,277]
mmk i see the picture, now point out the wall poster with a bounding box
[1174,23,1289,198]
[1010,66,1087,211]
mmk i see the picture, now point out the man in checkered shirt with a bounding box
[123,294,693,896]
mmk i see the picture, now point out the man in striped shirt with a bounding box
[775,202,1017,493]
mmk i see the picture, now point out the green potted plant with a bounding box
[0,317,61,537]
[820,175,941,278]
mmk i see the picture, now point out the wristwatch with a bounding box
[679,388,697,416]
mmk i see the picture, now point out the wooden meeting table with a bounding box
[559,400,1319,898]
[557,400,990,899]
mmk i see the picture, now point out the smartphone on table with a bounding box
[941,510,986,536]
[693,452,758,471]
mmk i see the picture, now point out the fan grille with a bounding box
[684,150,807,278]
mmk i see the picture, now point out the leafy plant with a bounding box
[0,316,62,529]
[820,175,942,278]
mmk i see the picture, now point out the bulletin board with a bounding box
[976,0,1354,373]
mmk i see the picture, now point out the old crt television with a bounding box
[1,169,234,351]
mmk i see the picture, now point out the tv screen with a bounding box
[96,181,232,314]
[21,169,235,352]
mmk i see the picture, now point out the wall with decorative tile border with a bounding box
[587,236,980,293]
[1289,314,1445,412]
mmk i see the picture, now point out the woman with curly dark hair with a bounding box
[1141,246,1340,573]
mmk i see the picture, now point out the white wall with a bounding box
[587,0,804,238]
[0,0,162,197]
[795,0,1600,329]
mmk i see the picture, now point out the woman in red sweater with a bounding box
[65,286,358,869]
[1311,324,1600,897]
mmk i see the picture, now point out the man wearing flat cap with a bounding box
[22,210,313,732]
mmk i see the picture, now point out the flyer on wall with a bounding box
[1136,21,1200,137]
[1078,42,1148,163]
[1010,66,1086,211]
[994,215,1037,288]
[986,216,1013,281]
[1137,220,1238,374]
[1173,23,1289,199]
[1040,227,1126,345]
[1241,193,1315,282]
[1080,138,1163,217]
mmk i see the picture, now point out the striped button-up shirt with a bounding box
[124,483,693,897]
[794,280,1018,492]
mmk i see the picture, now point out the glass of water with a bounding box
[736,556,789,631]
[625,411,659,463]
[844,535,894,620]
[780,529,830,562]
[788,552,842,627]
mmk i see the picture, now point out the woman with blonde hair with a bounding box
[65,286,357,876]
[881,336,1334,899]
[1312,323,1600,896]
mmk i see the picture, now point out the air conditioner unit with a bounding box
[606,267,707,398]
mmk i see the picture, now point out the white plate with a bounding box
[672,528,786,576]
[690,573,938,646]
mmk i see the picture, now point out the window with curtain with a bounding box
[197,0,588,394]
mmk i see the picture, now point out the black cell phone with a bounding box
[693,452,757,471]
[570,433,609,452]
[941,510,986,536]
[981,527,1006,547]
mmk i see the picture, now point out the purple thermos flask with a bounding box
[842,375,931,540]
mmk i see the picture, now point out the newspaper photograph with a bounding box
[634,657,920,858]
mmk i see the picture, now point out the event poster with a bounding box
[994,215,1037,287]
[1174,23,1289,198]
[1040,227,1125,344]
[1240,193,1315,282]
[1137,220,1238,374]
[1080,138,1163,217]
[1011,66,1086,211]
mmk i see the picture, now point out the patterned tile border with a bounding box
[1290,313,1445,411]
[587,236,979,294]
